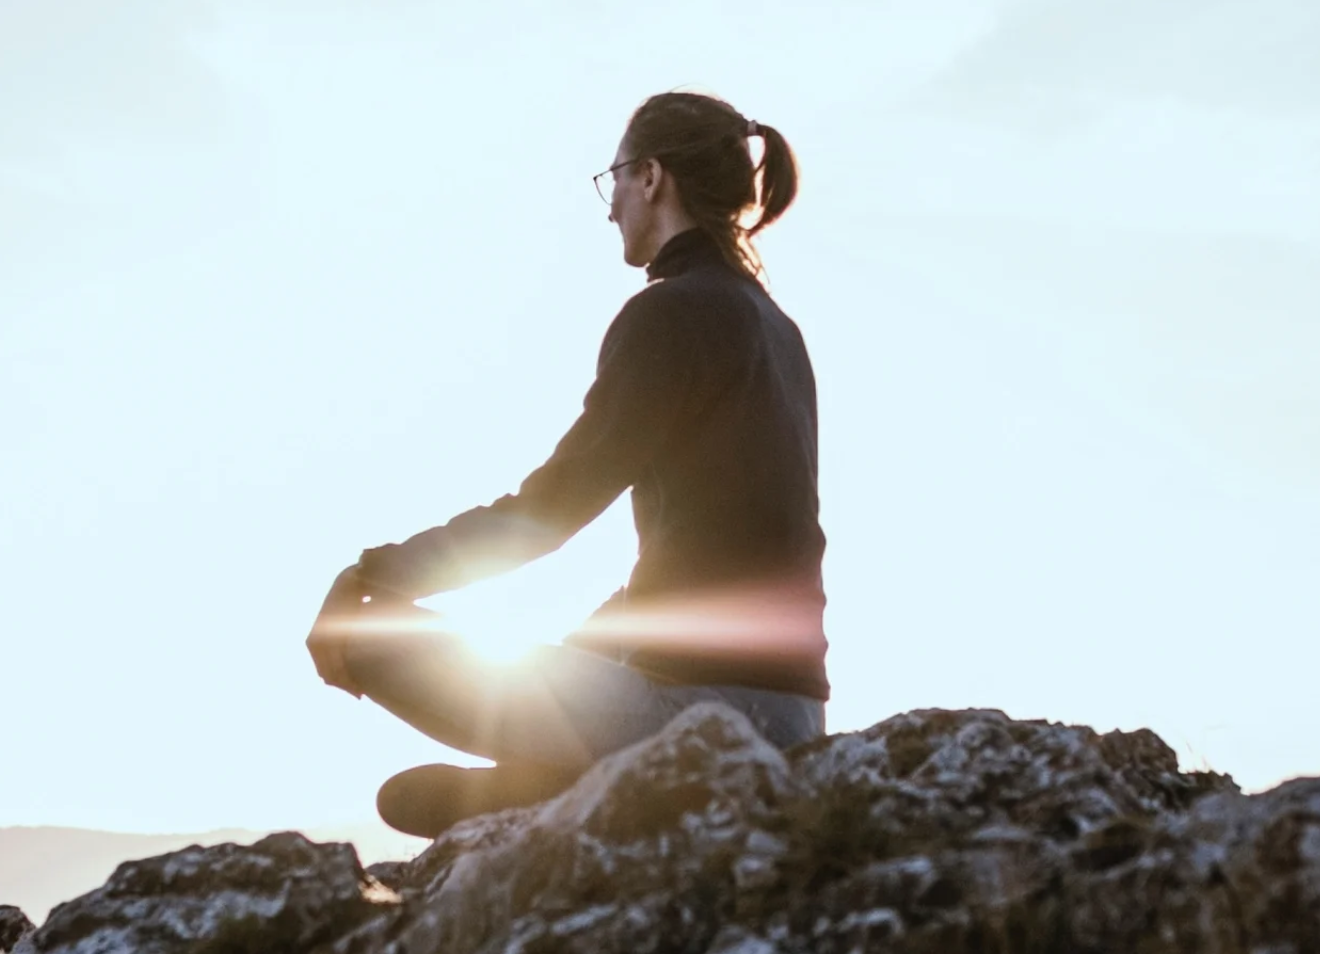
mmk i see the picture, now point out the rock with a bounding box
[11,832,397,954]
[10,704,1317,954]
[1066,776,1320,953]
[0,907,34,953]
[361,702,799,954]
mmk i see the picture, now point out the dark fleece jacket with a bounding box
[357,228,830,700]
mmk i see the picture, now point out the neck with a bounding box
[643,206,699,266]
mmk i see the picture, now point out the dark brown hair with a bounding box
[623,91,798,282]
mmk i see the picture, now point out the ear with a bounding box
[642,158,664,204]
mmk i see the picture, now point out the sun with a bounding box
[408,553,619,665]
[417,590,550,666]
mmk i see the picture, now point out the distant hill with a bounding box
[0,821,427,927]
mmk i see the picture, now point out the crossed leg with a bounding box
[312,569,826,836]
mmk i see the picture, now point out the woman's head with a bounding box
[602,91,799,280]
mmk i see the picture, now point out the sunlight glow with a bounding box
[314,598,542,665]
[424,601,544,665]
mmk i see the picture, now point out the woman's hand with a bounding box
[306,564,368,698]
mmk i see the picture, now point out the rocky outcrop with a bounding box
[9,834,399,954]
[9,704,1320,953]
[0,907,34,953]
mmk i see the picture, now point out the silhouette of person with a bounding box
[306,91,830,837]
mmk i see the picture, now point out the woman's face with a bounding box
[608,138,655,268]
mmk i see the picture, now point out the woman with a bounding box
[306,90,830,837]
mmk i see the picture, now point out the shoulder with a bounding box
[621,276,707,320]
[618,269,762,331]
[599,269,768,368]
[601,280,701,351]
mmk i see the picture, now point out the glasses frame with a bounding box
[593,157,643,205]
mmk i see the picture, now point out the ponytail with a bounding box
[750,123,798,237]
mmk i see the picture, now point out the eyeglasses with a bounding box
[593,158,641,205]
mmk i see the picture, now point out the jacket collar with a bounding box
[645,228,726,282]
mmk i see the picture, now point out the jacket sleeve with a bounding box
[355,290,697,599]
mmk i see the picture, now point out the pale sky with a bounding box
[3,0,1318,834]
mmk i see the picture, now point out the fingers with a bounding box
[308,638,363,698]
[326,641,364,697]
[330,665,364,699]
[302,565,377,699]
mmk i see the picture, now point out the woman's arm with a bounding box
[355,290,701,600]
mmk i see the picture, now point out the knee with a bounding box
[376,767,436,838]
[340,628,423,688]
[338,631,381,690]
[375,769,410,831]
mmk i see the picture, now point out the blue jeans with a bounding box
[330,580,826,770]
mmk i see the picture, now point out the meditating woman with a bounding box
[306,90,830,837]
